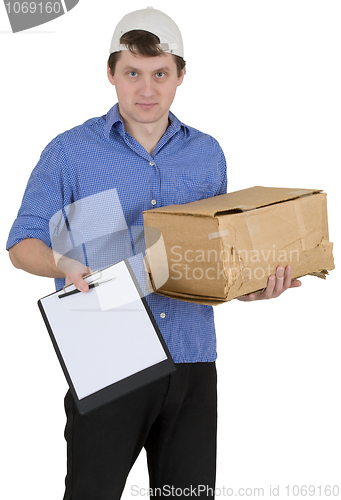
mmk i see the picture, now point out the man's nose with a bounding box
[140,77,155,97]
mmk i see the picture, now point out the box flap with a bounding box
[144,186,322,217]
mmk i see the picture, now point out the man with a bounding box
[7,7,301,499]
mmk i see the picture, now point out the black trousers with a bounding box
[63,362,217,500]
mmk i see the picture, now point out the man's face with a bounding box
[107,50,184,129]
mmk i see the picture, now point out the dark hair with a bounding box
[108,30,186,77]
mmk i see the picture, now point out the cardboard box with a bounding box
[143,186,334,305]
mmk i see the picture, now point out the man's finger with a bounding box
[290,279,302,288]
[76,279,89,293]
[263,274,276,299]
[273,266,285,294]
[65,274,89,292]
[282,265,293,289]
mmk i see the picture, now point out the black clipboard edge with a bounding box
[37,259,176,415]
[75,357,175,414]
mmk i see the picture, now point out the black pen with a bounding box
[58,278,114,299]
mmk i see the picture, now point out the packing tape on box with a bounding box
[208,229,230,240]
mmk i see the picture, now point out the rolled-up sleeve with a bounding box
[6,136,72,250]
[215,143,228,196]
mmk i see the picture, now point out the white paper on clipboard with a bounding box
[39,261,167,400]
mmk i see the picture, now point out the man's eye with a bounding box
[128,71,138,77]
[156,72,165,78]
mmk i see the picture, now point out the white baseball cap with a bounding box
[109,6,184,58]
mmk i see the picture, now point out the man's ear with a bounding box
[177,68,185,87]
[107,62,115,86]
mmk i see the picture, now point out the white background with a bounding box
[1,1,340,498]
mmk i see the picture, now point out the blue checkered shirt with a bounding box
[7,103,227,363]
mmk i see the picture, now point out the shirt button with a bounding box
[151,199,157,206]
[149,161,155,166]
[160,312,166,319]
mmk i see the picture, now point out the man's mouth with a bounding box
[136,103,157,109]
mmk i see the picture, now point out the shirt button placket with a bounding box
[149,160,159,208]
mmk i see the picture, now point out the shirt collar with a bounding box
[103,103,190,141]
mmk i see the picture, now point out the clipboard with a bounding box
[38,259,175,415]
